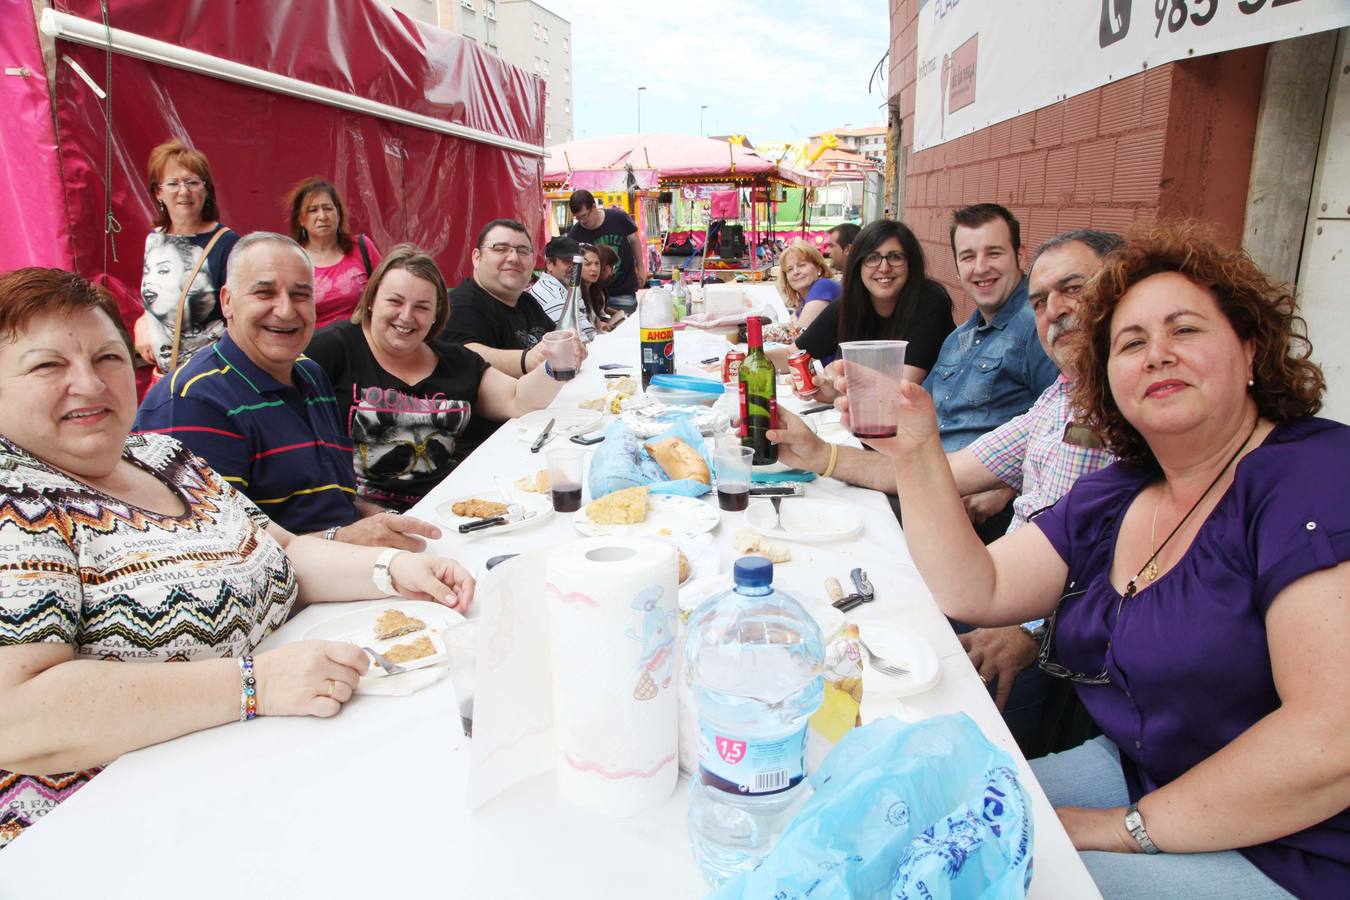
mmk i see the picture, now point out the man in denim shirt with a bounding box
[924,204,1059,540]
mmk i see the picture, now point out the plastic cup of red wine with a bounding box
[713,446,753,512]
[839,340,908,440]
[546,447,585,512]
[542,330,579,381]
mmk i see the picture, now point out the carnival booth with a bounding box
[1,0,546,337]
[544,133,817,281]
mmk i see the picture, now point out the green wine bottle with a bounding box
[738,316,778,465]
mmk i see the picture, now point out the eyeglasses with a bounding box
[861,251,907,268]
[161,179,206,191]
[1035,584,1130,685]
[486,242,533,258]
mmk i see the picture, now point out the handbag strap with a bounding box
[357,234,372,276]
[168,226,231,372]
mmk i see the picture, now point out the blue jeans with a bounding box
[1030,736,1295,899]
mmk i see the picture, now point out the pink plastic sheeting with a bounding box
[0,0,72,271]
[545,133,818,186]
[567,168,660,192]
[38,0,544,333]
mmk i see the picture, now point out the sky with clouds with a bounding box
[538,0,891,145]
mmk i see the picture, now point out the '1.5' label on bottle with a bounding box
[696,722,807,796]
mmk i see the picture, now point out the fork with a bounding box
[855,635,911,678]
[361,646,406,675]
[768,495,784,531]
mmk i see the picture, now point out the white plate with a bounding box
[744,497,862,542]
[573,494,720,539]
[516,409,603,444]
[856,625,941,698]
[434,490,553,535]
[301,599,464,696]
[810,411,853,445]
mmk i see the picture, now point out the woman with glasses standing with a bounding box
[789,219,955,399]
[285,176,383,330]
[136,139,239,375]
[866,220,1348,899]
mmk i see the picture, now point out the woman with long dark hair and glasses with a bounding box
[864,219,1348,899]
[789,219,955,400]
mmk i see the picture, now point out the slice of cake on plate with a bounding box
[374,608,426,640]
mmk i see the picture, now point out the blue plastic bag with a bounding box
[587,418,714,499]
[711,714,1034,900]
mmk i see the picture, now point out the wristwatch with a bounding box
[1019,618,1047,644]
[372,548,406,596]
[1124,802,1161,854]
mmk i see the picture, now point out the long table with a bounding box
[0,311,1101,898]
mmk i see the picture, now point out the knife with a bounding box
[833,568,876,612]
[459,505,535,533]
[529,417,555,453]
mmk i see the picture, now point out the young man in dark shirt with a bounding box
[566,189,647,312]
[442,219,565,377]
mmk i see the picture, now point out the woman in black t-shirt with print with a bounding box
[789,219,955,401]
[307,245,574,510]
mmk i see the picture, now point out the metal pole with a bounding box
[637,86,647,133]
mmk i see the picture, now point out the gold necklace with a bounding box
[1140,501,1162,584]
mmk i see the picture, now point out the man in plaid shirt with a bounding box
[769,228,1122,753]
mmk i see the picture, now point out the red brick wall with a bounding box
[889,1,1265,320]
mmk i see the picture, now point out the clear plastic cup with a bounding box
[839,340,908,439]
[546,447,585,512]
[712,445,753,512]
[542,330,579,381]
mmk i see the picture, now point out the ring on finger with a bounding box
[326,679,336,698]
[978,674,990,685]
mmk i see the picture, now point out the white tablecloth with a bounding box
[0,313,1101,899]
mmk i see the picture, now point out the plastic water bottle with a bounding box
[684,556,824,885]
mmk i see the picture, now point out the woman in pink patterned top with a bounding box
[286,177,384,329]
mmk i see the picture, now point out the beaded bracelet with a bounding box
[238,656,258,721]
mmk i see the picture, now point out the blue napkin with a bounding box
[752,468,817,483]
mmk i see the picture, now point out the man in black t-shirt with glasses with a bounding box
[443,218,583,377]
[566,189,648,313]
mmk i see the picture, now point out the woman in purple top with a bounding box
[863,220,1348,899]
[775,239,840,331]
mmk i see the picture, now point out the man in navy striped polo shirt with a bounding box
[136,232,440,549]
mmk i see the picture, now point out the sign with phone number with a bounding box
[915,0,1350,151]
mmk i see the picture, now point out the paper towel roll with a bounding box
[546,537,679,817]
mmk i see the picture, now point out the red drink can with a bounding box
[722,349,746,384]
[788,350,818,398]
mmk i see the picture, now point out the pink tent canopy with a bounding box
[544,133,817,187]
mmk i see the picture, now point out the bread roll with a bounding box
[644,437,711,485]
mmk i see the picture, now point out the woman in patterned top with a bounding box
[0,268,475,849]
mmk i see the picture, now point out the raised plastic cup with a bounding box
[839,340,908,439]
[546,447,585,513]
[713,445,754,512]
[542,330,579,381]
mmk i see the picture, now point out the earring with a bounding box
[298,226,308,243]
[1248,379,1255,388]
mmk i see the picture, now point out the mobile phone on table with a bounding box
[570,432,605,446]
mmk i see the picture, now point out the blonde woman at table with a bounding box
[858,221,1349,899]
[306,245,577,510]
[775,238,840,331]
[0,268,475,850]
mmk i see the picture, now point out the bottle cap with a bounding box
[733,555,773,588]
[746,315,764,346]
